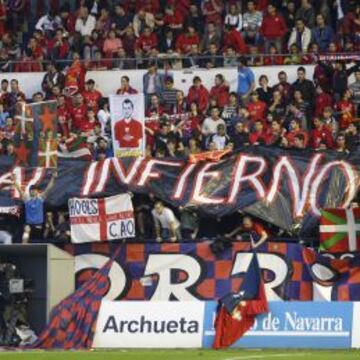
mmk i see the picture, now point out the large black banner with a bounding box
[0,147,359,234]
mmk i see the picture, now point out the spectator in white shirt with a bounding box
[224,4,242,32]
[202,106,226,137]
[133,9,155,37]
[243,1,262,31]
[35,9,62,35]
[288,19,312,53]
[152,201,181,242]
[242,0,262,44]
[75,6,96,37]
[208,123,230,150]
[97,98,111,137]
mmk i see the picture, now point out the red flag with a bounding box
[213,252,268,349]
[189,148,231,163]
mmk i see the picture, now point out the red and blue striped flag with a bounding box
[33,248,120,349]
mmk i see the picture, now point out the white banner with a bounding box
[110,94,145,158]
[0,205,20,217]
[352,302,360,348]
[93,301,204,348]
[92,301,360,349]
[69,194,135,243]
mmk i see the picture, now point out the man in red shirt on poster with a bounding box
[114,99,143,148]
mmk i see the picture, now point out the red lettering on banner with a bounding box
[227,154,266,203]
[70,211,134,225]
[191,162,226,204]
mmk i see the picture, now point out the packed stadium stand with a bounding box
[0,0,359,245]
[1,0,360,354]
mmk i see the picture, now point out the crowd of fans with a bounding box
[0,0,359,245]
[0,56,358,244]
[1,58,360,161]
[0,0,358,71]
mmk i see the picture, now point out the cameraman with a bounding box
[12,170,57,243]
[225,216,269,249]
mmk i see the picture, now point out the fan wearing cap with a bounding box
[114,99,143,148]
[12,169,57,244]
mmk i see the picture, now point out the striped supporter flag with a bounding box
[32,247,120,349]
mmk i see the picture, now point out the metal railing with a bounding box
[0,52,359,72]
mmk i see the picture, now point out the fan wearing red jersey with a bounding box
[114,99,143,149]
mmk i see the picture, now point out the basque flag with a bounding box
[213,252,268,349]
[320,208,360,253]
[33,248,120,349]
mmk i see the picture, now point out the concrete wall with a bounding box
[1,65,317,98]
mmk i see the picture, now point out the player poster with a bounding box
[110,94,145,158]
